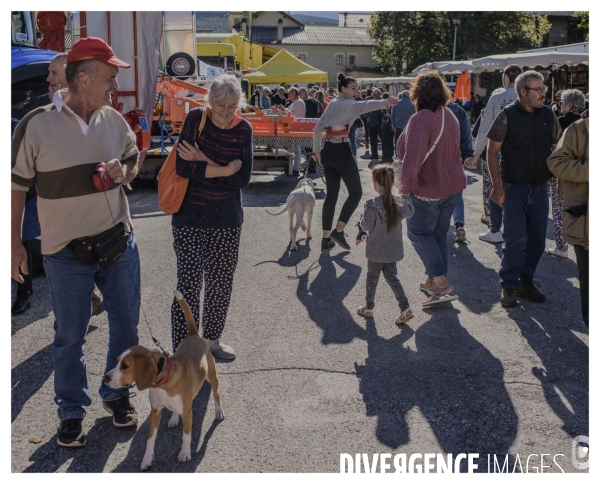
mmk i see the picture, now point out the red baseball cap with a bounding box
[67,36,131,68]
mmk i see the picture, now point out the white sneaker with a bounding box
[479,229,504,244]
[547,248,568,258]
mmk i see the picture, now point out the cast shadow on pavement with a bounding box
[295,251,366,345]
[505,308,588,440]
[355,310,519,473]
[12,326,98,424]
[447,238,503,314]
[23,381,218,472]
[113,382,219,472]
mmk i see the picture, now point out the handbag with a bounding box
[157,108,208,214]
[394,107,445,186]
[68,223,130,269]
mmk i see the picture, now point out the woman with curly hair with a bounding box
[396,73,466,307]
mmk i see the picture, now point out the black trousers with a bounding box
[394,128,404,148]
[381,125,395,161]
[171,225,241,349]
[368,125,381,159]
[321,141,362,231]
[573,244,589,327]
[17,238,43,299]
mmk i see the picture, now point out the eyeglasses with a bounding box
[524,86,548,95]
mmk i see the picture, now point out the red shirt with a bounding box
[397,106,466,199]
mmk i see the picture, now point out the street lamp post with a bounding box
[451,18,460,82]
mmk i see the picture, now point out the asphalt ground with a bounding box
[11,140,589,474]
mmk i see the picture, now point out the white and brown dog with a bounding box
[103,290,224,471]
[265,177,315,250]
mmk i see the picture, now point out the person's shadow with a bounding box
[505,307,588,440]
[295,251,366,345]
[356,310,519,472]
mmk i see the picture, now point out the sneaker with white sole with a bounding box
[210,339,236,360]
[57,418,86,447]
[479,229,504,244]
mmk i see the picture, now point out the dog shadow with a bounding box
[356,310,519,472]
[296,251,366,345]
[111,381,220,472]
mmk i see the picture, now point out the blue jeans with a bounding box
[452,194,464,225]
[407,191,462,279]
[43,233,140,420]
[349,123,358,157]
[499,183,549,289]
[489,198,503,232]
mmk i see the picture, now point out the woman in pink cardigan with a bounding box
[396,74,467,307]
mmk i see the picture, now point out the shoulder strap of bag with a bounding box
[198,107,208,137]
[422,107,445,164]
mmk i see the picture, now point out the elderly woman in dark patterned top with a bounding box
[172,74,253,360]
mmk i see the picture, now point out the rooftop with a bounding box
[251,25,373,46]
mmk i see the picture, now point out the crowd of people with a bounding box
[11,38,588,450]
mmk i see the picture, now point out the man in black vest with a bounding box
[486,71,562,307]
[299,87,321,118]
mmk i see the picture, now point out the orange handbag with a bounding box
[157,108,208,214]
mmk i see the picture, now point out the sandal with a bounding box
[422,294,459,308]
[419,283,435,296]
[395,308,413,325]
[357,305,374,318]
[480,214,490,225]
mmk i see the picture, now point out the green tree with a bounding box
[573,11,589,41]
[368,12,551,75]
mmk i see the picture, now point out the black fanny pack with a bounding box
[68,223,130,269]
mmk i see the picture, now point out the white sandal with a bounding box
[395,308,413,325]
[357,305,374,318]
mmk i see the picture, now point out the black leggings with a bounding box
[321,141,363,231]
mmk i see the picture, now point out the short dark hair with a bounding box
[504,64,523,84]
[409,73,453,112]
[65,59,98,92]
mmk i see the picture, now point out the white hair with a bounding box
[208,74,247,109]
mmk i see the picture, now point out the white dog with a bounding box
[266,178,315,250]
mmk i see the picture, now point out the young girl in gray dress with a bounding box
[357,165,415,324]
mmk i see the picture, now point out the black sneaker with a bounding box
[57,418,86,447]
[516,280,545,303]
[102,395,138,427]
[501,288,518,308]
[321,238,335,250]
[11,297,31,315]
[329,230,351,250]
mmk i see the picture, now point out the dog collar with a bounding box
[151,355,173,388]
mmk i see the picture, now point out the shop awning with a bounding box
[243,48,328,85]
[472,52,589,72]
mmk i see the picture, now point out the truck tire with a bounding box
[166,52,195,78]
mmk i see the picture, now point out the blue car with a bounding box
[12,44,60,118]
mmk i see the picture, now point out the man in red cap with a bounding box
[11,36,141,448]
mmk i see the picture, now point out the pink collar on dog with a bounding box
[151,355,173,388]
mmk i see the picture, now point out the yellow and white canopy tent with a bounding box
[243,48,328,86]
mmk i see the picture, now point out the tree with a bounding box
[573,11,589,41]
[368,12,551,75]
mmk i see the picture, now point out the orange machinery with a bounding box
[153,76,209,135]
[143,77,324,179]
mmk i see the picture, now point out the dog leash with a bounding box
[95,166,171,358]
